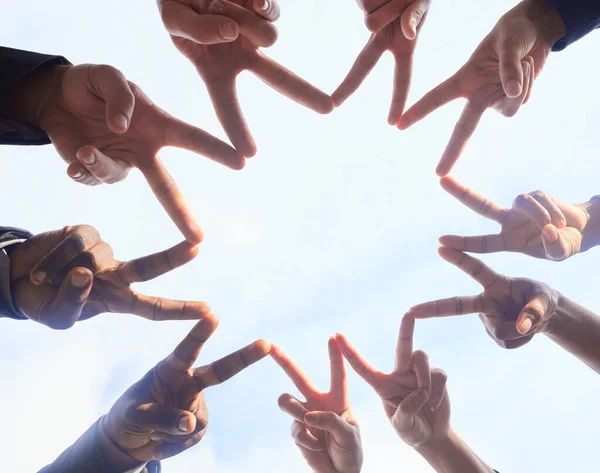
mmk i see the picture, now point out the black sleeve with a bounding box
[0,226,33,320]
[0,46,70,145]
[37,417,153,473]
[549,0,600,51]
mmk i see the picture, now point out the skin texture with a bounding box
[9,225,208,330]
[102,313,271,462]
[332,0,432,125]
[161,0,333,157]
[409,247,560,348]
[271,339,363,473]
[335,316,449,448]
[40,64,245,244]
[438,176,592,261]
[399,0,565,175]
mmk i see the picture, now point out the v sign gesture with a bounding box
[332,0,432,125]
[409,247,560,348]
[102,313,271,461]
[439,176,599,261]
[399,0,565,175]
[335,317,449,448]
[166,0,333,157]
[271,339,363,473]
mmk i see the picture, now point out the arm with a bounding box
[548,0,600,51]
[37,417,152,473]
[415,430,495,473]
[0,47,70,145]
[0,226,32,320]
[545,294,600,374]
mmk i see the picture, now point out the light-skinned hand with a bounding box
[271,338,363,473]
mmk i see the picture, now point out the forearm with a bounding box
[578,197,600,252]
[415,430,495,473]
[544,293,600,374]
[38,417,148,473]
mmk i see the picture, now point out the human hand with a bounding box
[271,338,362,473]
[335,316,449,448]
[10,224,208,329]
[409,247,560,348]
[166,0,333,157]
[332,0,431,125]
[399,0,566,175]
[102,313,271,461]
[39,64,245,243]
[439,176,594,261]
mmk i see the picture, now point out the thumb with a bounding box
[391,389,429,438]
[88,64,135,134]
[304,411,357,449]
[516,296,547,335]
[542,224,581,261]
[400,0,430,40]
[498,34,527,98]
[129,403,199,436]
[42,267,93,330]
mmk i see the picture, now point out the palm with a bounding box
[272,341,362,473]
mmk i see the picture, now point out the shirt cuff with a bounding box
[0,240,28,320]
[549,0,600,51]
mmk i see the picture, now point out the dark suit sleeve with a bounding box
[549,0,600,51]
[0,226,32,321]
[37,417,161,473]
[0,46,70,145]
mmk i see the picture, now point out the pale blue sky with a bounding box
[1,0,599,472]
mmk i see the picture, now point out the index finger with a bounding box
[387,50,413,125]
[328,337,347,397]
[270,345,319,398]
[365,0,406,33]
[334,333,382,389]
[394,314,414,373]
[249,54,334,114]
[139,158,204,244]
[440,176,508,223]
[194,339,271,389]
[166,314,220,371]
[438,247,501,288]
[436,102,485,176]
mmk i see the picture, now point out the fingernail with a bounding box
[505,80,521,98]
[80,151,96,166]
[33,271,47,284]
[210,0,226,14]
[542,225,558,242]
[519,317,533,334]
[113,114,128,131]
[261,0,269,11]
[178,415,192,432]
[219,23,236,40]
[71,170,83,179]
[71,271,90,288]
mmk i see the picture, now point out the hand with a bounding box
[39,64,245,244]
[332,0,431,125]
[409,247,560,348]
[166,0,333,157]
[335,317,449,448]
[158,0,281,45]
[102,313,271,461]
[270,338,363,473]
[10,224,208,330]
[399,0,566,175]
[438,176,592,261]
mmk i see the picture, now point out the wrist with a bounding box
[98,417,146,470]
[0,64,69,128]
[415,427,456,460]
[525,0,566,46]
[577,197,600,252]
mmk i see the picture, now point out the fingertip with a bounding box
[30,270,48,285]
[178,412,196,433]
[330,90,346,108]
[70,267,93,289]
[109,114,130,134]
[517,316,533,335]
[542,224,558,242]
[254,339,273,356]
[504,80,522,99]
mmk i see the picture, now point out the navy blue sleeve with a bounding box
[549,0,600,51]
[0,226,33,320]
[0,46,70,145]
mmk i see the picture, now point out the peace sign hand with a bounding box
[102,313,271,461]
[335,316,450,449]
[439,176,592,261]
[409,247,559,348]
[10,224,208,330]
[332,0,432,125]
[168,0,333,157]
[270,338,363,473]
[399,0,565,175]
[39,64,244,244]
